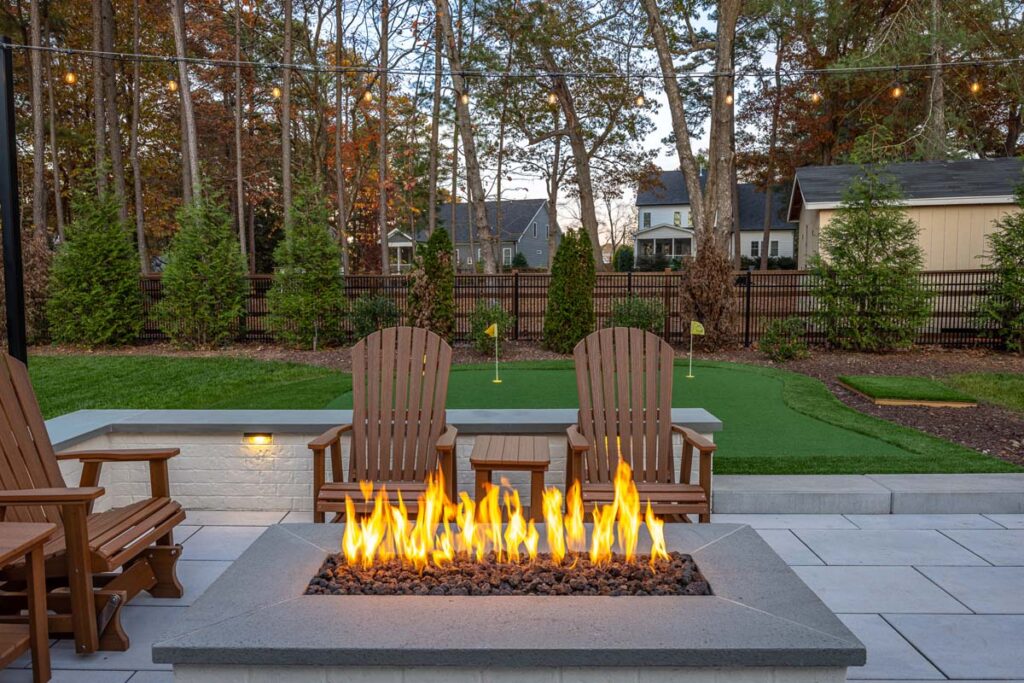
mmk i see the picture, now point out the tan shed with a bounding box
[788,158,1023,270]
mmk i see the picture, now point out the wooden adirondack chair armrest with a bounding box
[0,487,105,505]
[435,425,458,498]
[56,448,180,462]
[566,425,590,452]
[672,425,715,500]
[435,425,457,452]
[308,424,352,451]
[671,425,716,453]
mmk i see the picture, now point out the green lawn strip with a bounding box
[31,355,348,418]
[944,373,1024,414]
[838,374,975,403]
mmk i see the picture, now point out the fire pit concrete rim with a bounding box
[152,524,865,668]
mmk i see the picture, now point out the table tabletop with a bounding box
[0,523,56,565]
[469,435,550,468]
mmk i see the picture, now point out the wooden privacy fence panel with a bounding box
[138,269,1003,349]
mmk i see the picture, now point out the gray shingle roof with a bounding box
[793,157,1024,206]
[636,170,693,206]
[433,199,546,243]
[636,169,791,231]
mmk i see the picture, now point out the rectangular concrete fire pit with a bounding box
[153,523,865,682]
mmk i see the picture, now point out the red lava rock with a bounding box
[305,552,712,597]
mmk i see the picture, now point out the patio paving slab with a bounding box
[985,513,1024,528]
[867,474,1024,514]
[940,530,1024,565]
[754,530,824,565]
[0,671,133,683]
[133,561,232,607]
[713,476,891,514]
[280,511,314,524]
[180,526,269,561]
[844,514,1002,530]
[182,511,287,526]
[173,526,201,543]
[793,530,989,566]
[126,674,174,683]
[712,514,856,529]
[793,567,969,614]
[917,566,1024,614]
[838,615,943,681]
[50,606,186,671]
[885,614,1024,679]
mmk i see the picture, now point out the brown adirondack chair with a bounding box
[309,327,457,522]
[567,328,715,523]
[0,354,185,654]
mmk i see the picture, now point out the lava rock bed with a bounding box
[305,552,712,596]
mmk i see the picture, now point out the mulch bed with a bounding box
[305,552,712,597]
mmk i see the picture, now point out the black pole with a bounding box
[743,269,753,348]
[0,37,26,364]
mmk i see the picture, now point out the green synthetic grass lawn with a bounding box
[32,354,1017,475]
[945,373,1024,414]
[838,374,976,403]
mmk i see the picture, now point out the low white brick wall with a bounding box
[59,430,711,513]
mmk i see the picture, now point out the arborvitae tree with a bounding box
[810,169,932,351]
[46,189,143,346]
[980,186,1024,352]
[612,244,634,272]
[407,228,455,340]
[544,229,595,353]
[158,188,247,347]
[267,183,345,349]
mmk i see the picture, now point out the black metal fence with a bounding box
[139,269,1003,348]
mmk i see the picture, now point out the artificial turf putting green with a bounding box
[838,374,976,404]
[330,360,1017,475]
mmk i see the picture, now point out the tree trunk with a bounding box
[29,0,46,238]
[172,0,201,198]
[129,0,148,272]
[335,0,349,272]
[377,0,390,272]
[701,0,740,247]
[547,109,561,269]
[426,19,441,236]
[234,0,247,265]
[923,0,946,159]
[101,0,128,221]
[91,0,106,192]
[43,21,64,239]
[436,0,496,274]
[282,0,293,229]
[760,37,783,271]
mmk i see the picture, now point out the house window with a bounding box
[532,222,537,238]
[750,240,760,258]
[455,248,461,263]
[642,212,651,228]
[673,211,681,227]
[503,248,512,265]
[770,240,779,257]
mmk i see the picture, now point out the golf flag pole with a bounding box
[484,322,501,384]
[688,320,705,379]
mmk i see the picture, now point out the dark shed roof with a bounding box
[433,199,547,242]
[793,157,1024,208]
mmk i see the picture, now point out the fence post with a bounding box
[512,271,520,340]
[663,271,672,340]
[627,270,633,296]
[743,269,753,348]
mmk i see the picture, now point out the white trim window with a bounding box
[770,240,779,257]
[503,247,512,265]
[455,248,461,264]
[750,240,760,258]
[531,222,537,238]
[673,211,681,227]
[642,212,651,228]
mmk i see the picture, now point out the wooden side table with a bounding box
[470,435,550,521]
[0,522,55,683]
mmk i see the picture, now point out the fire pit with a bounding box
[154,468,865,682]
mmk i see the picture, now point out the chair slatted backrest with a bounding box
[350,327,452,483]
[573,327,675,484]
[0,355,66,523]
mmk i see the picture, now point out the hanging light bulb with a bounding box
[62,70,78,85]
[969,78,982,95]
[890,82,904,99]
[271,85,282,99]
[724,91,734,106]
[362,89,372,103]
[810,91,822,105]
[460,91,470,105]
[546,91,557,106]
[635,93,645,107]
[167,78,179,93]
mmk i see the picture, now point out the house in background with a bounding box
[633,170,795,267]
[789,157,1024,269]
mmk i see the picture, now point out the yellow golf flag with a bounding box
[690,320,705,336]
[484,323,498,338]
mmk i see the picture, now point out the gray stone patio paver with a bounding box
[0,671,133,683]
[985,514,1024,528]
[941,530,1024,565]
[793,566,969,614]
[173,526,201,544]
[885,614,1024,679]
[126,674,174,683]
[180,525,268,561]
[837,614,943,680]
[918,566,1024,614]
[713,475,891,514]
[711,514,856,529]
[49,606,186,671]
[183,511,287,526]
[793,530,989,566]
[844,514,1002,530]
[280,511,314,524]
[133,561,232,607]
[754,530,824,565]
[867,474,1024,514]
